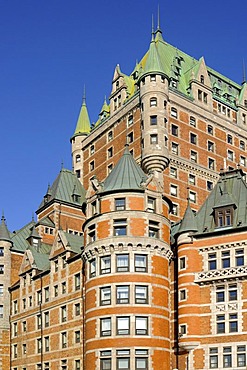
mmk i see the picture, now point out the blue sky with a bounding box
[0,0,246,231]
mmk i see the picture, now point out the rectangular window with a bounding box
[127,132,134,144]
[236,249,244,266]
[216,314,225,333]
[240,156,246,166]
[228,284,237,301]
[45,336,49,352]
[117,316,130,335]
[0,284,3,297]
[171,107,177,118]
[100,318,111,336]
[75,330,80,343]
[237,346,246,367]
[208,158,215,170]
[170,184,178,197]
[75,360,81,370]
[209,348,218,369]
[90,259,96,277]
[116,286,129,304]
[229,313,238,332]
[100,358,111,370]
[227,134,233,144]
[116,254,129,272]
[62,282,66,294]
[117,357,130,370]
[54,285,58,297]
[88,224,96,242]
[0,248,4,256]
[44,287,49,302]
[37,314,41,329]
[223,347,232,368]
[208,253,217,270]
[44,312,49,327]
[107,147,113,159]
[150,134,158,144]
[148,220,159,238]
[170,167,177,178]
[115,198,125,211]
[208,141,214,152]
[135,316,148,335]
[135,254,147,272]
[190,133,197,144]
[135,286,148,304]
[221,251,230,268]
[171,124,178,136]
[75,303,80,316]
[147,196,156,212]
[22,321,27,332]
[61,306,67,322]
[179,289,186,301]
[208,125,213,135]
[150,115,157,125]
[207,181,213,191]
[179,257,186,270]
[74,273,80,291]
[189,191,196,203]
[61,332,67,348]
[190,116,196,126]
[114,219,127,236]
[216,286,225,302]
[188,174,196,185]
[37,338,42,353]
[100,256,111,274]
[227,150,234,161]
[100,287,111,305]
[190,150,197,163]
[171,142,179,155]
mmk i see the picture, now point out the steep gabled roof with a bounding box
[195,169,247,234]
[38,169,86,211]
[102,145,147,193]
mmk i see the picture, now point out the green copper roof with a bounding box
[103,145,147,193]
[62,231,83,254]
[72,96,91,138]
[195,169,247,234]
[38,168,86,211]
[0,214,11,242]
[11,221,51,254]
[27,245,50,271]
[177,202,198,236]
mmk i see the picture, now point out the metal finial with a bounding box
[157,4,160,30]
[82,85,86,104]
[151,14,155,41]
[243,59,246,84]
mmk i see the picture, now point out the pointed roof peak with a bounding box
[177,202,198,236]
[0,212,12,243]
[71,92,91,139]
[102,145,147,193]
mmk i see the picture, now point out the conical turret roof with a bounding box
[0,214,11,242]
[177,201,198,236]
[102,145,147,193]
[71,95,91,139]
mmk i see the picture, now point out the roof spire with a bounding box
[0,212,11,243]
[151,14,155,41]
[242,59,246,84]
[82,85,86,105]
[157,4,160,30]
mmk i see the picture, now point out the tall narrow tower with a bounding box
[70,92,91,183]
[82,145,173,369]
[139,25,170,185]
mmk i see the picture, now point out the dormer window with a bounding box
[215,207,233,228]
[200,75,204,84]
[150,75,156,81]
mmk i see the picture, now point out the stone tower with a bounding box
[82,145,173,369]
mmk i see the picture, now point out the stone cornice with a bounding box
[82,238,173,262]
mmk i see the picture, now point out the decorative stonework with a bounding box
[83,240,173,262]
[195,265,247,284]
